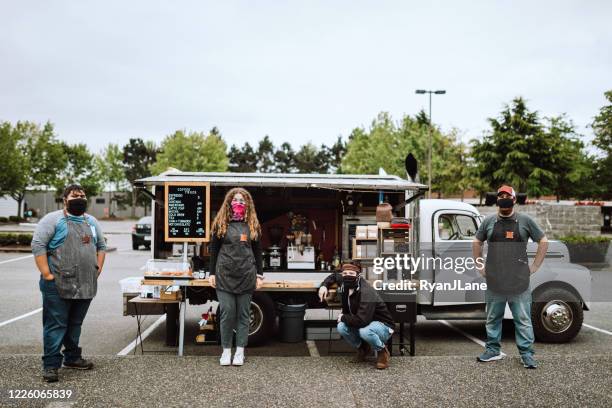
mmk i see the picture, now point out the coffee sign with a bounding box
[164,182,210,242]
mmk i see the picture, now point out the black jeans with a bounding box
[39,277,92,369]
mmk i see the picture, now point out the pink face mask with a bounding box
[231,201,246,220]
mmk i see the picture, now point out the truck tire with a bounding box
[248,292,276,346]
[532,287,583,343]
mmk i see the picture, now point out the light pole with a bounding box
[415,89,446,198]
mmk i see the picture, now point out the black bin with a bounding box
[277,303,307,343]
[380,291,417,323]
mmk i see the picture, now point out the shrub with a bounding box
[560,235,612,244]
[8,216,23,223]
[0,217,8,223]
[0,232,33,246]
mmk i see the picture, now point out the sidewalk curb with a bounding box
[0,246,117,253]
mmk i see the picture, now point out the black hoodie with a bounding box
[322,273,395,329]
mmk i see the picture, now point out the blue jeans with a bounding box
[485,288,534,357]
[337,321,393,352]
[39,277,92,369]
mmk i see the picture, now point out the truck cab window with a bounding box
[437,214,478,240]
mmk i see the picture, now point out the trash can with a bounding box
[277,303,307,343]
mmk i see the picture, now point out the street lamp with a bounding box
[415,89,446,198]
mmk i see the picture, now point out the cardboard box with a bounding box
[367,225,378,239]
[355,226,368,239]
[160,287,181,301]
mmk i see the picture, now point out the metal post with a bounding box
[178,241,188,356]
[178,295,185,356]
[428,92,433,199]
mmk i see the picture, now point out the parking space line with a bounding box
[0,254,33,265]
[306,340,320,357]
[584,323,612,336]
[439,319,506,357]
[117,315,166,356]
[0,308,42,328]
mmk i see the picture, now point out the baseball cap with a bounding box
[497,185,516,198]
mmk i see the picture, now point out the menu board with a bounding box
[164,182,210,242]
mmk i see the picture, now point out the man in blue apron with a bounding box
[472,185,548,369]
[31,185,107,382]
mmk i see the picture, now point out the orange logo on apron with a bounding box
[240,233,248,242]
[505,231,514,239]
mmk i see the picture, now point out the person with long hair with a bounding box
[209,188,263,366]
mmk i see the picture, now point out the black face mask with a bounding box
[497,198,514,209]
[67,198,88,216]
[343,275,359,289]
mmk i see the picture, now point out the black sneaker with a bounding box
[63,358,94,370]
[43,368,59,382]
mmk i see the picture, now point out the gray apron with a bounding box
[48,213,99,299]
[216,222,257,294]
[485,214,530,295]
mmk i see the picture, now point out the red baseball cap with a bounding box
[497,185,516,198]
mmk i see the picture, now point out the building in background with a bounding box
[24,190,147,220]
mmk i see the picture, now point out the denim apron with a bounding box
[215,222,257,294]
[47,212,99,299]
[485,214,530,295]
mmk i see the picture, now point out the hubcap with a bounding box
[541,300,573,333]
[249,302,263,335]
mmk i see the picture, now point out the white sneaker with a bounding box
[232,347,245,366]
[220,349,232,366]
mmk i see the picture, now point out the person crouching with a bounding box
[318,263,395,369]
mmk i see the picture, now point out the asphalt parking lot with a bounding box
[1,224,611,407]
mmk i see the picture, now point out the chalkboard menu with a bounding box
[164,182,210,242]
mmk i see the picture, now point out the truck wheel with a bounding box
[248,292,275,346]
[532,287,583,343]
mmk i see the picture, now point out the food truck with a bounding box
[130,167,591,348]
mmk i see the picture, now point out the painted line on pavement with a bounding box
[439,319,507,357]
[117,315,166,356]
[0,308,42,328]
[584,323,612,336]
[0,254,33,265]
[306,340,320,357]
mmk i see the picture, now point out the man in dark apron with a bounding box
[31,185,106,382]
[472,185,548,369]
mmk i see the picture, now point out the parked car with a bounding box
[132,216,152,250]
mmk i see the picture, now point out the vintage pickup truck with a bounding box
[133,169,591,345]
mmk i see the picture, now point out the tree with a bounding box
[55,142,103,199]
[472,97,597,199]
[324,136,346,174]
[471,98,543,194]
[150,129,228,175]
[341,112,466,196]
[96,143,127,218]
[123,138,157,216]
[0,121,65,217]
[273,142,295,173]
[0,122,25,205]
[591,90,612,199]
[543,116,596,201]
[257,136,276,172]
[294,143,330,173]
[228,143,258,172]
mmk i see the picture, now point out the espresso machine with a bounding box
[286,231,315,270]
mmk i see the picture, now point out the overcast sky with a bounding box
[1,1,610,154]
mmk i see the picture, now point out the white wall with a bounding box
[0,196,21,218]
